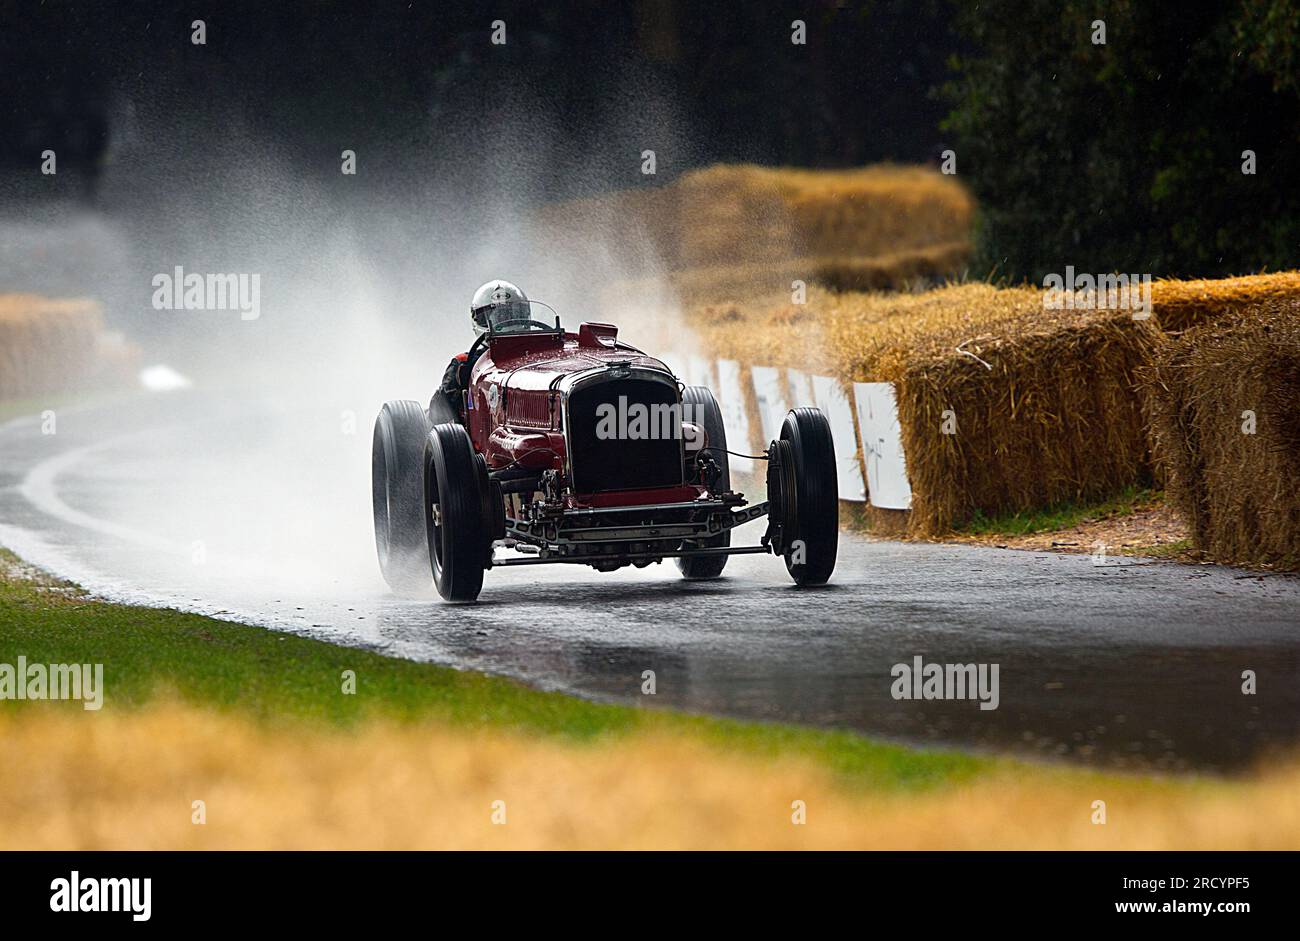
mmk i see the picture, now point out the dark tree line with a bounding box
[2,0,1295,279]
[0,0,955,201]
[943,0,1300,281]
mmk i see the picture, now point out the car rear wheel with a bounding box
[777,407,838,586]
[372,400,434,593]
[424,422,493,602]
[677,385,731,579]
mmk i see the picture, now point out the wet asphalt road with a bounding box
[1,391,1297,774]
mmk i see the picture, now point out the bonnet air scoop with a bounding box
[578,322,619,348]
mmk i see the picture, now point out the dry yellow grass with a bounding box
[2,702,1296,850]
[0,294,105,399]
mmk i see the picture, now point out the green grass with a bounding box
[960,486,1158,537]
[0,549,993,790]
[1123,537,1194,559]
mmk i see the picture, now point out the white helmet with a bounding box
[470,280,530,335]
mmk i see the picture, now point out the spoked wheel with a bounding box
[372,400,434,594]
[677,385,731,579]
[423,422,495,602]
[768,407,838,586]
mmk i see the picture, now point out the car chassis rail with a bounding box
[492,499,772,567]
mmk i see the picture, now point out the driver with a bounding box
[438,280,530,419]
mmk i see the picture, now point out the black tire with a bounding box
[424,422,493,602]
[372,400,433,593]
[780,408,838,586]
[677,385,731,579]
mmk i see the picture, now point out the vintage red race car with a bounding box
[371,301,838,601]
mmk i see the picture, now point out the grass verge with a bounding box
[2,549,1297,849]
[961,486,1158,537]
[0,549,984,790]
[944,489,1195,561]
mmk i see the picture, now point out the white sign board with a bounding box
[811,375,867,502]
[714,359,753,473]
[750,365,789,446]
[853,381,912,509]
[786,368,816,408]
[684,355,715,391]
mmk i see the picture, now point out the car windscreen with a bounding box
[488,300,561,335]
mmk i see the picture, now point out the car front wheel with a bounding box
[776,407,838,586]
[423,422,493,602]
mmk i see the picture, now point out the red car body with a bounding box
[464,322,706,510]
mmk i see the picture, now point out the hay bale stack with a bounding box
[687,284,1161,533]
[771,164,974,260]
[809,241,970,293]
[537,162,974,288]
[686,273,1300,534]
[820,285,1162,533]
[1143,301,1300,569]
[1152,272,1300,332]
[654,241,970,306]
[688,288,834,370]
[671,164,973,266]
[671,165,794,268]
[0,295,105,399]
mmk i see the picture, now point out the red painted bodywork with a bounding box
[464,322,698,508]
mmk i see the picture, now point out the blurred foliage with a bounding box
[1237,0,1300,95]
[0,0,961,200]
[5,0,1294,279]
[942,0,1300,281]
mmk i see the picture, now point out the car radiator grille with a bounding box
[505,389,552,428]
[567,377,684,493]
